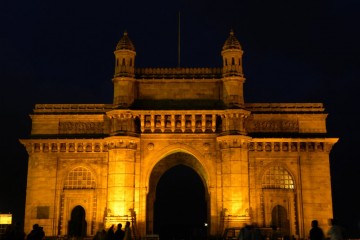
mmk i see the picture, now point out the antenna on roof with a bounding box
[178,11,181,68]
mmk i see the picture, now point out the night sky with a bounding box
[1,0,359,237]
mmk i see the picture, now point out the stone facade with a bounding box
[20,30,338,239]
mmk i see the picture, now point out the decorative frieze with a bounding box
[106,140,137,150]
[217,136,250,149]
[59,122,104,134]
[246,120,299,133]
[27,139,137,154]
[248,141,326,152]
[245,103,325,112]
[34,104,113,113]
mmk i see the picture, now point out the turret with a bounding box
[221,30,246,107]
[113,31,136,107]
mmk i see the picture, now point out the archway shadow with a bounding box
[68,205,87,237]
[154,164,207,240]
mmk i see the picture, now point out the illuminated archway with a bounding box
[146,152,209,239]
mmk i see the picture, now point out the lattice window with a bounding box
[64,167,96,189]
[262,166,294,189]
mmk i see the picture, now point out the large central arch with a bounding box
[146,152,210,238]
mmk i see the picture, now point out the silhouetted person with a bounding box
[93,228,106,240]
[27,224,45,240]
[115,224,125,240]
[106,225,115,240]
[327,219,343,240]
[124,222,131,240]
[309,220,325,240]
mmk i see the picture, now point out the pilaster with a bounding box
[217,135,252,228]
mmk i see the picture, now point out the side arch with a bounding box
[59,165,98,236]
[259,163,298,238]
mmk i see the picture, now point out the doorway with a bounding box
[154,164,207,240]
[272,205,290,237]
[68,205,87,237]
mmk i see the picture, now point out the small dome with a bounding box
[116,31,135,51]
[222,30,241,51]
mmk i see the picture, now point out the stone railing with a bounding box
[135,67,222,78]
[107,110,221,133]
[107,109,249,134]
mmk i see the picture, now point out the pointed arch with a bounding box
[146,151,210,236]
[144,142,210,190]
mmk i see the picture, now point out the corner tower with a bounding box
[113,31,136,107]
[221,30,245,107]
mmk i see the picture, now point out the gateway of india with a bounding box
[21,30,338,239]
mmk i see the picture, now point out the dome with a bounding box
[116,31,135,51]
[222,30,241,51]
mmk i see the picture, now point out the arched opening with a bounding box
[261,165,296,237]
[271,205,290,238]
[68,205,87,237]
[154,164,207,240]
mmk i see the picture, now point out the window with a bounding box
[262,166,294,189]
[64,167,96,189]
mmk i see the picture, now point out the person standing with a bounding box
[26,224,45,240]
[106,225,115,240]
[124,222,131,240]
[327,219,344,240]
[115,223,125,240]
[309,220,325,240]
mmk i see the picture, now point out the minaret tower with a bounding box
[221,30,245,107]
[113,31,136,107]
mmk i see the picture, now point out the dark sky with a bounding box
[1,0,359,236]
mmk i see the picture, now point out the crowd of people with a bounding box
[234,218,346,240]
[1,218,348,240]
[93,221,131,240]
[2,221,132,240]
[309,218,346,240]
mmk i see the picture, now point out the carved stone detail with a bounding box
[23,140,331,153]
[248,141,328,153]
[246,120,299,132]
[106,140,137,150]
[147,143,154,150]
[59,122,104,134]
